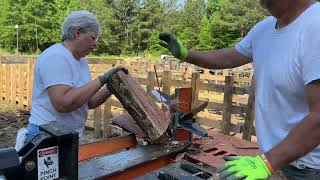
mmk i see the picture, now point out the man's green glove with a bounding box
[217,156,271,180]
[159,32,189,61]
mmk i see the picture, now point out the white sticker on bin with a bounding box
[37,146,59,180]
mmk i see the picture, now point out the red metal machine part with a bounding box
[77,88,193,180]
[77,87,259,179]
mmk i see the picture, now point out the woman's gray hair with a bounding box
[61,11,102,41]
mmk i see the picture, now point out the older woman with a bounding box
[19,11,127,144]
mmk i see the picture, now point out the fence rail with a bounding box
[0,56,256,141]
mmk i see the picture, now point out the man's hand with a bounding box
[99,66,128,85]
[159,32,188,61]
[217,156,271,180]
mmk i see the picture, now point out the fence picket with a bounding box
[242,79,256,141]
[5,64,11,102]
[222,76,234,135]
[0,64,3,100]
[103,99,112,139]
[18,65,25,109]
[11,65,17,105]
[191,72,200,109]
[27,59,34,109]
[94,107,102,138]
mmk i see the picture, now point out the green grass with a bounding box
[142,55,160,62]
[87,54,160,62]
[1,50,162,62]
[0,102,17,113]
[87,54,131,59]
[0,48,42,57]
[0,48,11,56]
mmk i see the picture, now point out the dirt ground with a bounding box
[0,108,104,148]
[0,109,29,148]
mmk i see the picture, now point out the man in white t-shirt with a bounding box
[159,0,320,179]
[20,11,127,144]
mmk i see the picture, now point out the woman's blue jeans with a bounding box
[26,123,41,142]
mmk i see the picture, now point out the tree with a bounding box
[0,0,268,56]
[146,30,167,56]
[105,0,140,55]
[209,0,267,49]
[0,0,68,53]
[198,16,213,50]
[0,0,10,50]
[161,0,182,34]
[176,0,206,49]
[72,0,117,55]
[207,0,228,15]
[130,0,164,54]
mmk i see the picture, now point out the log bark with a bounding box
[107,71,170,142]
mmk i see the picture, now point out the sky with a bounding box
[178,0,184,5]
[160,0,185,6]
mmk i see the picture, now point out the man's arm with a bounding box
[48,78,102,113]
[159,32,252,69]
[185,48,252,69]
[265,79,320,171]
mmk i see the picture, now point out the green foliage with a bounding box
[0,0,267,56]
[130,0,164,55]
[0,0,64,53]
[146,30,168,56]
[207,0,228,15]
[209,0,267,49]
[198,16,213,50]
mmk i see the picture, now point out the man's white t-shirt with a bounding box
[28,43,91,134]
[235,2,320,168]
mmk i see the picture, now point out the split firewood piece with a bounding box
[112,113,147,138]
[107,71,170,142]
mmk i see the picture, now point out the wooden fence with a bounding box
[0,56,256,141]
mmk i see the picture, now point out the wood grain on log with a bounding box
[107,71,170,141]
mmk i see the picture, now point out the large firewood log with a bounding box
[106,71,170,142]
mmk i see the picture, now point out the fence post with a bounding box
[27,59,34,110]
[94,107,102,138]
[223,76,234,135]
[162,71,172,110]
[186,64,193,79]
[5,64,11,103]
[11,65,17,105]
[18,64,24,109]
[91,65,97,79]
[146,63,153,72]
[162,71,172,96]
[103,98,112,139]
[146,72,155,94]
[115,59,121,67]
[242,79,256,141]
[191,72,200,109]
[203,69,210,80]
